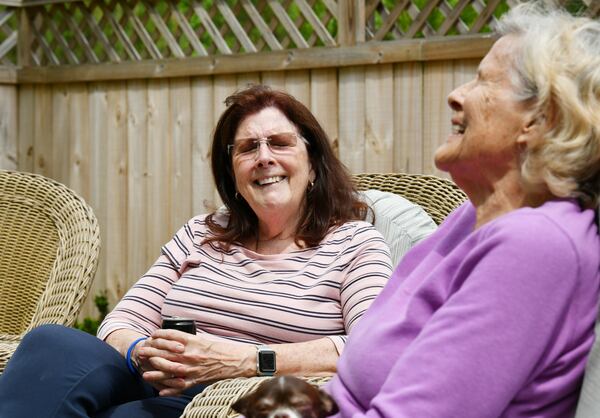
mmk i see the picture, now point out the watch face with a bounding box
[259,350,276,374]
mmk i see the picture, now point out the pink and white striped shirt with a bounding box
[97,214,392,353]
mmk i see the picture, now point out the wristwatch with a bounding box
[256,345,276,376]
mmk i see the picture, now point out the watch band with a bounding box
[256,344,276,376]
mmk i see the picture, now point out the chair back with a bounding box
[574,208,600,417]
[575,319,600,417]
[0,171,100,336]
[353,173,466,225]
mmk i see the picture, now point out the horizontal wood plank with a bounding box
[0,62,16,83]
[13,35,495,83]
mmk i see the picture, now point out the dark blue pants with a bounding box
[0,324,205,418]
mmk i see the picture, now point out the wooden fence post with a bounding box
[337,0,365,46]
[338,1,366,173]
[17,7,31,67]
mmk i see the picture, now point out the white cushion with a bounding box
[360,189,437,267]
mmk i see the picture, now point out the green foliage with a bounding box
[73,291,109,336]
[74,317,101,336]
[564,0,589,14]
[0,6,18,64]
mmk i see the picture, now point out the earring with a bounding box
[235,192,240,200]
[308,180,314,191]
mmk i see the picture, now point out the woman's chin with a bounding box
[434,133,465,171]
[434,147,454,172]
[252,199,298,222]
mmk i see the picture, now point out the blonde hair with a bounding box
[497,1,600,206]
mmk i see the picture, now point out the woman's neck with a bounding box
[455,170,552,229]
[256,205,304,238]
[241,217,303,255]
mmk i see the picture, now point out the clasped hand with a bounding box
[135,329,254,397]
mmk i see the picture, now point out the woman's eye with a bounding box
[269,134,295,148]
[236,141,257,154]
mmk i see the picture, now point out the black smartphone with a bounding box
[161,317,196,334]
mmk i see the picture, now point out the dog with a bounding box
[231,376,339,418]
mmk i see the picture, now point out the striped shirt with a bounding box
[97,214,392,353]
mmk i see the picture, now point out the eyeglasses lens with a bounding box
[230,133,298,158]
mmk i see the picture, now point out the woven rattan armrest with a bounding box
[353,173,466,225]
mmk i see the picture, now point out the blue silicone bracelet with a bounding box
[125,337,148,376]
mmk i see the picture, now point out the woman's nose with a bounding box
[447,81,468,112]
[255,141,275,166]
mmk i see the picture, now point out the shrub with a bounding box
[73,291,110,336]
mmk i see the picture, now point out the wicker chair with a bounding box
[353,172,466,225]
[0,170,101,374]
[180,172,467,418]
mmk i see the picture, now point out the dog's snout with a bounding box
[268,408,301,418]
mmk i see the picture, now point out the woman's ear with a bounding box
[517,113,546,148]
[309,167,316,184]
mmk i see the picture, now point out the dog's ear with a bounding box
[318,390,339,417]
[232,395,251,416]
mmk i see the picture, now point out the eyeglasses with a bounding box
[227,132,305,160]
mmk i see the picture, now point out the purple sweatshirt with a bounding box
[327,199,600,418]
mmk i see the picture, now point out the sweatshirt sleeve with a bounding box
[96,217,200,340]
[350,213,581,417]
[328,224,393,354]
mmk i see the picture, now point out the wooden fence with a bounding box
[0,0,597,317]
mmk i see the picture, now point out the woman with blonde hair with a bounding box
[327,3,600,417]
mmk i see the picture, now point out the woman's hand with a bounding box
[132,337,188,394]
[137,329,256,396]
[104,329,183,393]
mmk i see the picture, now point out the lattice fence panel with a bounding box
[505,0,600,17]
[23,0,340,66]
[365,0,511,41]
[365,0,599,41]
[557,0,600,16]
[11,0,600,67]
[0,6,17,66]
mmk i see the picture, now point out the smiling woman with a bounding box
[207,85,371,254]
[0,85,393,418]
[325,2,600,417]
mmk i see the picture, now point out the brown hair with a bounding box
[204,84,369,248]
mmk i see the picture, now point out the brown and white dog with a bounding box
[231,376,339,418]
